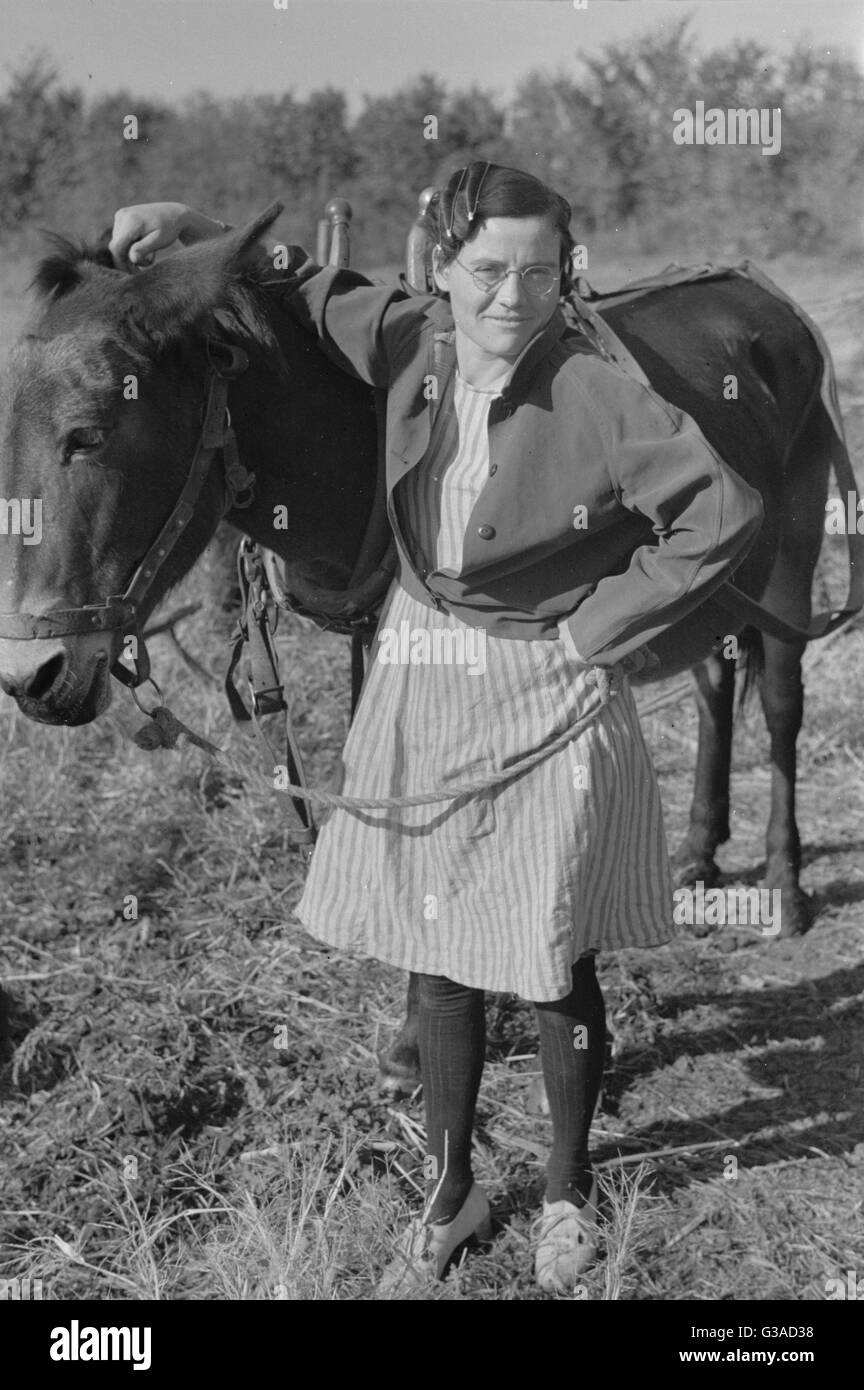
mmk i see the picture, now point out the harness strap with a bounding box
[122,361,241,612]
[225,538,317,848]
[563,291,653,386]
[114,344,254,685]
[259,543,396,636]
[0,597,136,639]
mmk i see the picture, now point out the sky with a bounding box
[2,0,863,113]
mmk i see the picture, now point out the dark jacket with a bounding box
[276,252,765,665]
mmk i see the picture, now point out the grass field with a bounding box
[1,242,863,1301]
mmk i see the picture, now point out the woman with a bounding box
[110,163,763,1294]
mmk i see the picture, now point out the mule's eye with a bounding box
[66,427,108,456]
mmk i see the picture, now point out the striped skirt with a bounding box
[292,577,677,1003]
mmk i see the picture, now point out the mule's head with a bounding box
[0,204,282,724]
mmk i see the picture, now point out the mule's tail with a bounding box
[736,624,765,715]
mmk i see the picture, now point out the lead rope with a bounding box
[125,667,623,815]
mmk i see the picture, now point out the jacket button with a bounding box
[488,464,498,476]
[477,524,496,540]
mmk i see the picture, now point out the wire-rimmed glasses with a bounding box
[454,258,559,298]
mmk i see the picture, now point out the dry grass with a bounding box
[1,249,863,1301]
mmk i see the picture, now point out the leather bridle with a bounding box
[0,337,255,688]
[0,329,383,852]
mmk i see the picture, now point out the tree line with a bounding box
[2,18,862,269]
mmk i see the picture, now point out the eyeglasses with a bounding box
[453,258,560,298]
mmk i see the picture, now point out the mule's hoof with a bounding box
[377,1071,421,1100]
[685,918,714,939]
[773,887,817,939]
[377,1051,421,1099]
[671,854,720,892]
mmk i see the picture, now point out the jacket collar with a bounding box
[423,296,568,401]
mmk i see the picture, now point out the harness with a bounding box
[220,535,391,851]
[0,337,255,686]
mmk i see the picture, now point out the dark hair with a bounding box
[421,161,577,296]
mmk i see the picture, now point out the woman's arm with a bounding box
[559,616,659,676]
[276,262,424,389]
[560,368,764,666]
[108,201,423,388]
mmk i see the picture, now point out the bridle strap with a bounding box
[0,598,137,639]
[119,344,252,614]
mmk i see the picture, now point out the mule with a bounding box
[0,206,854,1097]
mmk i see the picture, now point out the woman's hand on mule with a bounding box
[109,203,226,269]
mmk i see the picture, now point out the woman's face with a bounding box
[432,215,562,364]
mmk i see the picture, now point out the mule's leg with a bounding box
[758,633,814,936]
[672,652,736,891]
[377,971,421,1096]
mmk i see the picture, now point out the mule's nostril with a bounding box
[23,653,66,701]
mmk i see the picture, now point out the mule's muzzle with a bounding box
[0,645,112,725]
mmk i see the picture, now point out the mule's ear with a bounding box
[30,230,122,299]
[30,245,84,299]
[226,201,285,258]
[118,201,286,352]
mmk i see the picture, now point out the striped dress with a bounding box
[293,370,677,1002]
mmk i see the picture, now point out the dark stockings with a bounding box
[535,952,605,1203]
[417,955,605,1223]
[417,973,485,1224]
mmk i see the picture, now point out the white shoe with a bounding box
[533,1176,599,1291]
